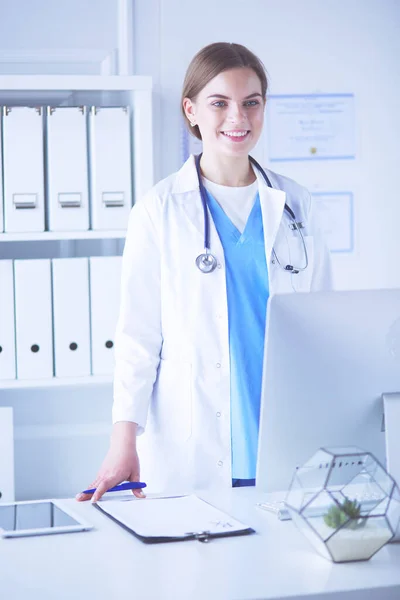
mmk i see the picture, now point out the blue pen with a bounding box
[82,482,147,494]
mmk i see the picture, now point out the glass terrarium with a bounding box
[285,446,400,563]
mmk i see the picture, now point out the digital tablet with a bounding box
[0,499,93,538]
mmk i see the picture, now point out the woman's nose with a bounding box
[227,104,247,124]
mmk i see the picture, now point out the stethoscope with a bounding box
[195,153,309,275]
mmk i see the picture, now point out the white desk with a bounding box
[1,488,400,600]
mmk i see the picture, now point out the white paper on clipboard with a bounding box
[95,494,254,542]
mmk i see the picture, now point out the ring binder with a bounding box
[3,106,45,232]
[46,106,89,231]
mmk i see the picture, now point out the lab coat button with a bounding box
[217,460,223,467]
[217,263,222,269]
[216,411,221,418]
[216,363,221,368]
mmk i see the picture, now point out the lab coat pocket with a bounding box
[289,235,314,292]
[152,359,192,442]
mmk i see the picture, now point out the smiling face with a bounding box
[183,67,265,159]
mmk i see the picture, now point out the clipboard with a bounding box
[94,494,255,544]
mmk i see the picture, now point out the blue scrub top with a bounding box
[206,191,269,479]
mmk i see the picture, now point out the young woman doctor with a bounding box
[77,42,332,503]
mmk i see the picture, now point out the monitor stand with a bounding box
[382,392,400,542]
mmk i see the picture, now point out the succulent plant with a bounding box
[323,498,366,530]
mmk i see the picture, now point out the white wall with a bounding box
[0,0,117,50]
[1,0,399,500]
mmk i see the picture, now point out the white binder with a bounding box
[89,256,122,375]
[89,107,132,230]
[14,259,53,379]
[2,107,45,233]
[0,116,4,233]
[46,107,89,231]
[0,407,15,503]
[0,261,16,380]
[52,258,91,377]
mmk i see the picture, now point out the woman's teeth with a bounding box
[222,131,248,137]
[221,131,249,140]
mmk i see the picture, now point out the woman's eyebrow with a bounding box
[206,92,263,100]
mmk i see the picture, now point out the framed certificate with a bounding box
[267,94,356,161]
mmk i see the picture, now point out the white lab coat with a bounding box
[112,155,332,492]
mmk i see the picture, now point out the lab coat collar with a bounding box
[171,155,199,194]
[173,154,286,264]
[252,162,286,264]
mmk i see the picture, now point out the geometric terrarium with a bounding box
[285,447,400,562]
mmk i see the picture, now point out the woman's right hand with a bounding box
[76,422,145,503]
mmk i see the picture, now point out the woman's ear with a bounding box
[183,97,196,125]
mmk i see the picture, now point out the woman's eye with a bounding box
[212,100,260,108]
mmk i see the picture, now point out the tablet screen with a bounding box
[0,501,82,532]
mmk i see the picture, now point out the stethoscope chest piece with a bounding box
[196,252,218,273]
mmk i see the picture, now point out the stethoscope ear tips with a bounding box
[196,252,218,273]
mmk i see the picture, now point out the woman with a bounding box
[77,42,332,503]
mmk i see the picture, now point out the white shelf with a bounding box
[0,230,127,242]
[0,375,113,390]
[0,75,152,92]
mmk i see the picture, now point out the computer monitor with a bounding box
[256,289,400,493]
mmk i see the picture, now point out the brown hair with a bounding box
[181,42,268,141]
